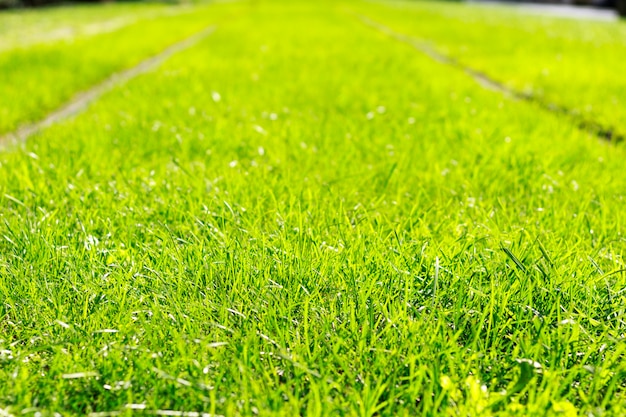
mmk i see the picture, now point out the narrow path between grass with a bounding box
[354,13,624,143]
[0,25,216,148]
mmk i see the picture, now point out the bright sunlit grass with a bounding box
[1,1,625,416]
[358,0,626,138]
[0,1,239,134]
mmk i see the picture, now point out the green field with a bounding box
[1,1,626,415]
[358,0,626,138]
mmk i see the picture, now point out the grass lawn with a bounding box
[0,1,240,135]
[1,0,626,415]
[356,0,626,138]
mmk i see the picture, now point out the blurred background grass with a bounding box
[0,0,195,10]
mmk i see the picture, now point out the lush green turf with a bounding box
[355,0,626,138]
[0,2,175,50]
[2,0,626,416]
[0,1,238,135]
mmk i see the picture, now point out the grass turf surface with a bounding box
[0,1,239,135]
[1,0,626,415]
[356,0,626,138]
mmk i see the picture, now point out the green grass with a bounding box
[355,0,626,138]
[2,0,626,416]
[0,1,239,135]
[0,2,176,50]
